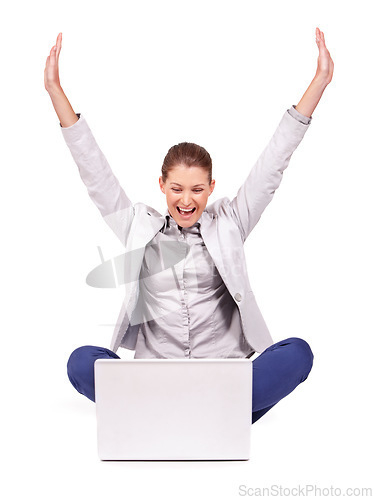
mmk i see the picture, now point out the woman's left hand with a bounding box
[315,27,334,85]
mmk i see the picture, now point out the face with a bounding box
[159,165,215,227]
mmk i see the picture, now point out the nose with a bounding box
[181,192,192,206]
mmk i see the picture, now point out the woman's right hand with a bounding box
[44,33,62,93]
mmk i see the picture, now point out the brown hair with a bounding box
[161,142,212,184]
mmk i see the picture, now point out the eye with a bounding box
[193,189,203,193]
[171,188,181,192]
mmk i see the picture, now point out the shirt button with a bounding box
[234,293,242,302]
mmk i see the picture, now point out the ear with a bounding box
[208,179,216,196]
[159,176,165,194]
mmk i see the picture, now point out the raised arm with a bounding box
[230,27,333,242]
[44,33,134,246]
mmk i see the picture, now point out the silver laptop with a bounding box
[94,358,252,461]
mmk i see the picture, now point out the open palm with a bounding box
[315,27,334,84]
[44,32,62,92]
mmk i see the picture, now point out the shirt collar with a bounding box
[163,208,202,232]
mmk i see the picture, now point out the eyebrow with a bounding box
[170,182,206,187]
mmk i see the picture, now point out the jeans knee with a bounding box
[67,345,95,382]
[66,345,120,399]
[286,337,314,380]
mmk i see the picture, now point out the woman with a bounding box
[44,28,333,423]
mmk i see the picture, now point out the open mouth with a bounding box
[177,206,196,215]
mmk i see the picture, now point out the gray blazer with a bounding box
[61,106,311,354]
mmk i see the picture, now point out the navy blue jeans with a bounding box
[67,337,313,424]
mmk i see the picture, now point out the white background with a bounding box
[1,0,372,498]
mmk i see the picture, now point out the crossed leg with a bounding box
[251,337,314,423]
[67,337,313,423]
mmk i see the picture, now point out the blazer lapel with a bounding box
[199,211,227,283]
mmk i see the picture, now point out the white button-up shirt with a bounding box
[134,210,253,359]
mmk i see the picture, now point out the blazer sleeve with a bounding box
[229,105,312,242]
[60,114,134,246]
